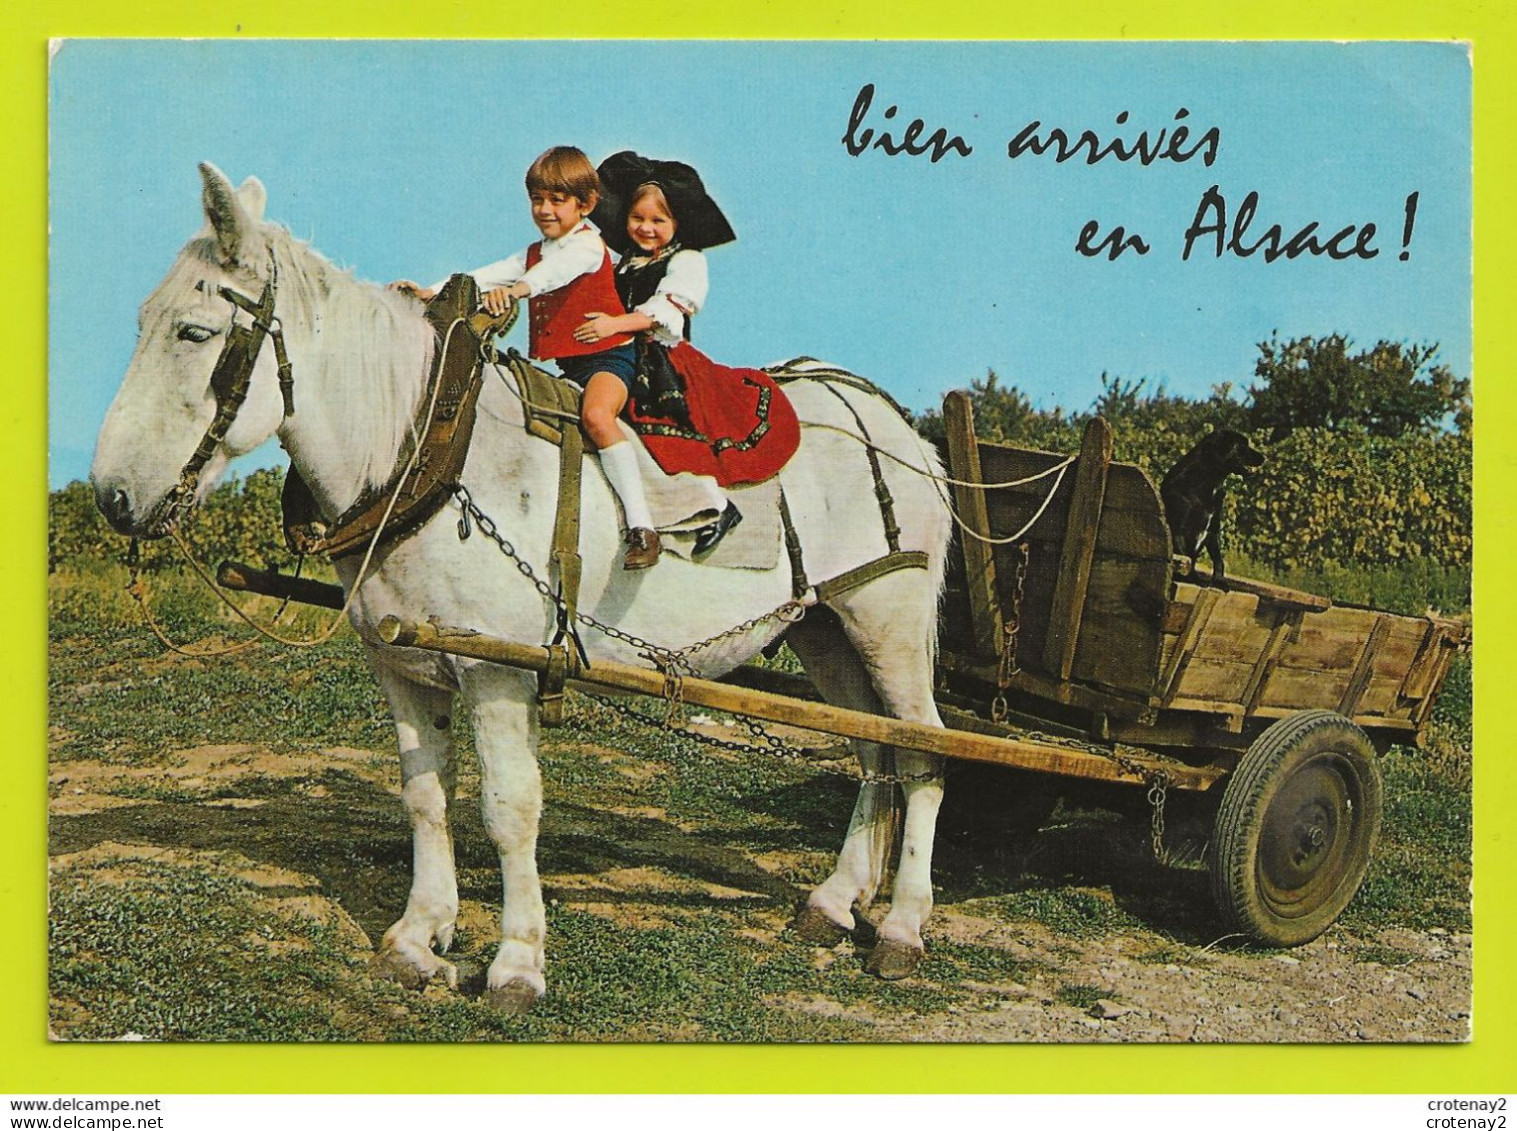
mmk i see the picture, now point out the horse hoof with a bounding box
[864,938,923,980]
[369,948,457,991]
[482,979,542,1014]
[790,905,850,946]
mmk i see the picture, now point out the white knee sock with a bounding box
[690,474,727,521]
[598,441,655,532]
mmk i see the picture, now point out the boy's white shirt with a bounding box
[429,219,606,297]
[428,220,712,342]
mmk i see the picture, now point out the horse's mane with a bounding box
[148,224,435,499]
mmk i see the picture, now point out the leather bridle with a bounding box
[145,255,295,535]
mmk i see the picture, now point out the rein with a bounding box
[132,279,507,653]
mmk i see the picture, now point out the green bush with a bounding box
[913,357,1471,615]
[49,467,292,575]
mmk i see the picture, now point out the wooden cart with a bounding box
[220,390,1468,947]
[932,390,1467,944]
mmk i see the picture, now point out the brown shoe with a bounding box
[623,527,661,570]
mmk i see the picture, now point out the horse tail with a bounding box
[856,775,905,912]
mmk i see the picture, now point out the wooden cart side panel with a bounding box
[1070,557,1172,693]
[1163,587,1276,707]
[1401,624,1449,702]
[1354,620,1446,717]
[941,391,1003,657]
[1045,419,1115,681]
[1158,583,1451,727]
[1266,609,1425,723]
[976,438,1172,697]
[978,446,1172,559]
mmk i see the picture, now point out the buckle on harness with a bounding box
[538,589,588,728]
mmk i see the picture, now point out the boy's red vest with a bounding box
[525,240,632,360]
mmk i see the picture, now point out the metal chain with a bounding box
[991,542,1029,723]
[1098,742,1176,867]
[452,484,940,785]
[585,692,941,785]
[452,483,806,673]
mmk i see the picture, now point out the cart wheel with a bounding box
[1209,710,1382,947]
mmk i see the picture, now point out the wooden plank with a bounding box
[1276,621,1375,671]
[1160,697,1247,730]
[1251,704,1419,735]
[1243,612,1299,715]
[980,447,1164,515]
[1185,594,1275,668]
[1158,585,1220,702]
[941,390,1002,657]
[381,617,1180,783]
[1070,561,1167,694]
[1044,418,1114,681]
[1182,566,1331,612]
[937,650,1161,718]
[1400,622,1449,703]
[1355,674,1408,718]
[1338,615,1393,715]
[1256,666,1352,711]
[1171,655,1259,706]
[983,467,1169,559]
[1411,639,1460,730]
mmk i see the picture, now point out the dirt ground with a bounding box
[47,739,1472,1043]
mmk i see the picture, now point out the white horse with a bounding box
[91,163,954,1011]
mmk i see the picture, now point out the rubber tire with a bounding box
[1209,709,1383,947]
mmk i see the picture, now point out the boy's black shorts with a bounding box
[557,343,638,391]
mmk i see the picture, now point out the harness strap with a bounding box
[175,275,278,492]
[493,351,589,725]
[814,551,930,604]
[537,638,573,727]
[316,276,505,559]
[271,325,295,417]
[779,484,928,605]
[778,488,809,600]
[551,419,586,635]
[504,348,584,445]
[817,381,902,553]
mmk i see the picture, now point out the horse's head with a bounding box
[92,163,293,536]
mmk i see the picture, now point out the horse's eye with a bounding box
[177,324,215,343]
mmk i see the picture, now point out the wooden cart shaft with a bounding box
[378,616,1223,791]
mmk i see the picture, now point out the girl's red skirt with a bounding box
[625,342,800,487]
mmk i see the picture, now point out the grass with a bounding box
[1225,552,1471,618]
[46,563,1474,1041]
[973,887,1146,941]
[1054,984,1107,1011]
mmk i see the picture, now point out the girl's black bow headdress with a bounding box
[592,150,737,255]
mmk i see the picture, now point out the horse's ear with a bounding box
[235,176,267,223]
[199,162,261,268]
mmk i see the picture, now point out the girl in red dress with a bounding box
[575,151,799,557]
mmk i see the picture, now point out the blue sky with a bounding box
[47,39,1471,488]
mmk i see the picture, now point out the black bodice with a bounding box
[614,252,692,341]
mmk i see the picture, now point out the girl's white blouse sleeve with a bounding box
[639,249,709,342]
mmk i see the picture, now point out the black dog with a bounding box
[1160,429,1265,586]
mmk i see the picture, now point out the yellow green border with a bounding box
[8,0,1512,1095]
